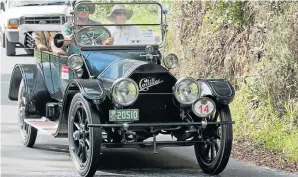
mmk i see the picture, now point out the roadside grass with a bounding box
[231,85,298,163]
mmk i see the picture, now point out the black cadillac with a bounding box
[8,1,235,177]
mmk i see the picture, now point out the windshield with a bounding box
[8,0,68,8]
[72,2,163,46]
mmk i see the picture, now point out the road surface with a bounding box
[1,48,298,177]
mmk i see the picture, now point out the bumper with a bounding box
[88,121,235,153]
[88,121,234,128]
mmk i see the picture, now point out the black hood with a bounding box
[98,59,177,94]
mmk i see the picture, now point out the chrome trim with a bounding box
[20,14,67,25]
[173,77,201,105]
[111,78,139,107]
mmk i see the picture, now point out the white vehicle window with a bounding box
[8,0,68,8]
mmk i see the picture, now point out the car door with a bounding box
[40,51,55,96]
[49,54,66,101]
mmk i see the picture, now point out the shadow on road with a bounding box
[97,148,198,170]
[28,143,206,176]
[30,144,200,171]
[33,144,70,154]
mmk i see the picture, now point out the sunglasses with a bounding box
[77,6,90,12]
[114,11,127,16]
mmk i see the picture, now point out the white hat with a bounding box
[107,4,133,22]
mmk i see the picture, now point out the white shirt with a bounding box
[108,26,144,45]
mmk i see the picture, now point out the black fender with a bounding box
[8,64,52,117]
[198,79,235,105]
[56,79,106,135]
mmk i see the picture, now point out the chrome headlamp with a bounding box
[112,78,139,106]
[173,77,200,105]
[68,54,84,77]
[68,54,83,70]
[164,53,178,69]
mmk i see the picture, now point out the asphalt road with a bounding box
[1,48,298,177]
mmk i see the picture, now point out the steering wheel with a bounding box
[76,26,112,45]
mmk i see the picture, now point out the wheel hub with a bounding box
[73,131,81,140]
[19,107,25,128]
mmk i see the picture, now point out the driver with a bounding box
[51,0,114,55]
[106,5,143,45]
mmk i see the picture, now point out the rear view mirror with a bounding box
[53,33,65,48]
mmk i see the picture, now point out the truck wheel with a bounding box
[6,36,16,56]
[68,93,102,177]
[1,33,4,48]
[18,79,38,147]
[25,49,34,55]
[194,105,233,175]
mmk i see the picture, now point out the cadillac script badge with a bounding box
[139,78,163,91]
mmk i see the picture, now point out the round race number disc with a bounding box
[192,97,215,117]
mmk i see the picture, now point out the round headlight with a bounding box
[145,45,154,54]
[164,53,178,69]
[112,78,139,106]
[68,54,84,71]
[173,77,200,105]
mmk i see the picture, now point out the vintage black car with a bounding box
[8,1,235,177]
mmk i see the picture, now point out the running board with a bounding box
[24,117,58,136]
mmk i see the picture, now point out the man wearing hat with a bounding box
[51,0,114,55]
[107,4,143,45]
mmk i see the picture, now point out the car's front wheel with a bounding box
[194,105,233,175]
[18,79,38,147]
[68,93,102,177]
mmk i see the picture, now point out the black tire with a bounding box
[1,33,5,48]
[5,36,16,56]
[18,79,38,147]
[194,105,233,175]
[68,93,102,177]
[25,49,34,55]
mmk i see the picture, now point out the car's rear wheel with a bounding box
[194,105,233,175]
[18,79,38,147]
[68,93,102,177]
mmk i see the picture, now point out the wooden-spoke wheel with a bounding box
[194,105,233,175]
[68,93,102,177]
[17,79,37,147]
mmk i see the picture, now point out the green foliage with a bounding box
[203,0,252,30]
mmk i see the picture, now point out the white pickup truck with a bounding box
[0,0,72,56]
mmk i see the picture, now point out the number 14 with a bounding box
[200,104,209,113]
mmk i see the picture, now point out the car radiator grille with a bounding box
[128,72,181,123]
[130,93,181,123]
[21,16,66,24]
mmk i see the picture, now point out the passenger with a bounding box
[106,4,143,45]
[51,0,113,55]
[32,31,55,51]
